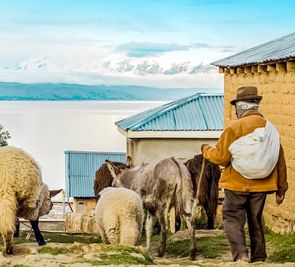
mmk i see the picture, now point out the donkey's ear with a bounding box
[50,189,63,198]
[126,156,133,167]
[105,160,119,178]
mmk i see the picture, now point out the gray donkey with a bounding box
[106,157,195,257]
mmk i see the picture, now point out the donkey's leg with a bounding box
[185,215,193,230]
[30,220,46,246]
[205,206,215,229]
[158,207,169,257]
[145,211,154,253]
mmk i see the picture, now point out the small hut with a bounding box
[116,93,224,165]
[212,32,295,232]
[65,150,126,213]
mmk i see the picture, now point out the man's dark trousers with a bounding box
[222,189,267,262]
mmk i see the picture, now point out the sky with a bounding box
[0,0,294,88]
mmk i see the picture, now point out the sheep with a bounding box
[95,187,143,246]
[0,146,60,254]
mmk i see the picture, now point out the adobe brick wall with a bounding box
[223,70,295,232]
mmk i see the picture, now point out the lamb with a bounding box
[0,146,60,254]
[95,187,143,246]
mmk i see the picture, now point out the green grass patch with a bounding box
[38,243,85,255]
[166,234,229,259]
[79,244,154,265]
[38,246,67,255]
[11,233,101,244]
[266,231,295,263]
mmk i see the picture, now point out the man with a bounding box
[201,86,288,263]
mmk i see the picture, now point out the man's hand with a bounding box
[201,144,209,154]
[276,192,285,205]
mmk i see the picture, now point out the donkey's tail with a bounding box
[171,157,193,217]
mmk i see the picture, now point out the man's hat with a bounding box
[230,86,262,105]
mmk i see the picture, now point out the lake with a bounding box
[0,101,164,190]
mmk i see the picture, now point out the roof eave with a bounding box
[117,127,222,139]
[212,55,295,68]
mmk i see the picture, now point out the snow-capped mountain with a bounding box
[12,56,217,76]
[99,59,217,76]
[15,57,53,71]
[1,56,222,89]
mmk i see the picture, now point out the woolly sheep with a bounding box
[0,146,59,254]
[95,187,143,246]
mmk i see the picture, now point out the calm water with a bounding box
[0,101,164,190]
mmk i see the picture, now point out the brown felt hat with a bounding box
[230,86,262,105]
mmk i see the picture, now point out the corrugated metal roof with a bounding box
[212,32,295,67]
[65,151,126,198]
[116,93,224,131]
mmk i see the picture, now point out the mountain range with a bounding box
[0,82,222,101]
[13,57,217,76]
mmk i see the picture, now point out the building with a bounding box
[212,32,295,232]
[116,93,224,165]
[65,150,126,213]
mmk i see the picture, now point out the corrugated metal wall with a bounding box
[65,151,126,198]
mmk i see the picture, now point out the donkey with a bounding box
[106,157,195,257]
[93,157,133,198]
[185,154,221,229]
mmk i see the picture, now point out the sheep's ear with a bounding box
[126,156,133,167]
[50,189,63,198]
[105,160,119,179]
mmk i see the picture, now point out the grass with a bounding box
[11,233,102,244]
[266,230,295,263]
[166,234,229,259]
[38,246,67,255]
[77,244,154,265]
[3,227,295,264]
[13,265,32,267]
[36,241,154,265]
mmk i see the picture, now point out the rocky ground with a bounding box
[0,230,294,267]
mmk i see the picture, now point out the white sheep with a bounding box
[95,187,144,246]
[0,146,59,254]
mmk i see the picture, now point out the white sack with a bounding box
[229,120,280,179]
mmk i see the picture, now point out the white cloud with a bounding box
[0,44,230,88]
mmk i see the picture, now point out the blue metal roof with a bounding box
[212,32,295,67]
[116,93,224,131]
[65,151,126,198]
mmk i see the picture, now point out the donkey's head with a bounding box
[105,157,135,189]
[105,160,126,187]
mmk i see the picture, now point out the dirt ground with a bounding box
[0,230,295,267]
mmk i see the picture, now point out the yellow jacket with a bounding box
[203,110,288,194]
